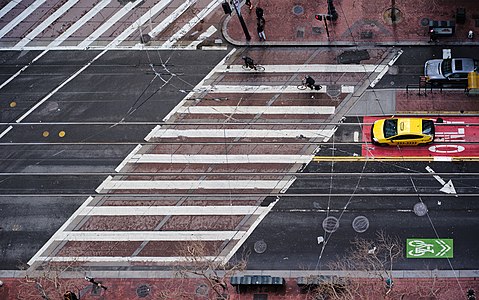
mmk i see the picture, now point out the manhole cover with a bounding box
[421,18,430,27]
[326,85,341,98]
[352,216,369,233]
[195,283,208,296]
[383,7,403,25]
[322,216,339,233]
[254,240,267,253]
[136,284,151,298]
[414,202,428,216]
[293,5,304,15]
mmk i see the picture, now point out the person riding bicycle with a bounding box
[304,75,315,90]
[242,56,256,70]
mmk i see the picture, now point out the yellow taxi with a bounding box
[370,118,435,146]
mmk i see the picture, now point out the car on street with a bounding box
[371,118,435,146]
[424,58,478,82]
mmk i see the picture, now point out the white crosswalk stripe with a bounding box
[0,0,47,39]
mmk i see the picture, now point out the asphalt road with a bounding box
[0,50,227,269]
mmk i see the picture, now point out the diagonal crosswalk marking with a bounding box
[198,84,355,93]
[0,0,22,20]
[176,106,335,114]
[186,25,217,49]
[128,154,313,164]
[219,64,386,73]
[56,231,244,241]
[146,128,334,139]
[81,206,264,216]
[149,0,197,39]
[0,0,47,39]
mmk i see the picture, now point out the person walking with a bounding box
[245,0,253,10]
[257,16,266,41]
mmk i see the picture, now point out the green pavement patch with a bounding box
[406,238,453,258]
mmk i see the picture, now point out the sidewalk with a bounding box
[223,0,479,46]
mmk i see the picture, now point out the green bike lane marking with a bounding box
[407,238,453,258]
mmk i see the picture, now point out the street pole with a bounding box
[231,2,251,41]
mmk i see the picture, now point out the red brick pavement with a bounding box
[224,0,479,45]
[396,89,479,113]
[1,276,479,299]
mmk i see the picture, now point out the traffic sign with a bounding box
[406,238,453,258]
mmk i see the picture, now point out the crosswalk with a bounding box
[27,48,396,268]
[0,0,225,50]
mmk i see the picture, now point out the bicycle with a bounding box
[297,79,322,90]
[242,64,265,71]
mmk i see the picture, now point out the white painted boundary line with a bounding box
[27,196,96,265]
[0,0,22,20]
[34,256,220,262]
[130,154,313,164]
[55,230,244,241]
[176,106,335,115]
[108,0,173,48]
[78,0,142,48]
[198,84,355,94]
[0,0,46,39]
[82,205,264,215]
[115,144,142,172]
[149,0,196,39]
[149,128,335,139]
[97,179,292,190]
[15,0,80,48]
[95,175,112,193]
[161,0,223,48]
[186,25,217,49]
[222,198,279,263]
[219,64,384,73]
[369,49,403,88]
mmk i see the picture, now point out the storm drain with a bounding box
[254,240,267,254]
[136,284,151,298]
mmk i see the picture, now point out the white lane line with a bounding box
[149,0,196,38]
[0,0,46,39]
[161,0,222,48]
[129,154,313,164]
[95,175,112,193]
[50,0,112,48]
[108,0,173,48]
[27,196,96,266]
[198,84,355,94]
[0,126,13,140]
[219,64,384,73]
[369,49,403,88]
[77,0,143,48]
[222,197,279,263]
[35,256,221,262]
[0,0,22,20]
[97,179,292,190]
[15,0,80,48]
[176,106,335,115]
[115,144,142,172]
[15,49,108,123]
[55,230,244,241]
[82,205,264,215]
[186,25,217,49]
[149,128,334,139]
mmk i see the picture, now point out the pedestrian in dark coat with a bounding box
[257,16,266,41]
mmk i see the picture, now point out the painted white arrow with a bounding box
[425,166,457,194]
[435,239,451,257]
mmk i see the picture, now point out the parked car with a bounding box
[371,118,435,146]
[424,58,478,82]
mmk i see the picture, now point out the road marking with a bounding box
[219,64,385,73]
[96,179,292,191]
[128,154,313,164]
[198,84,355,93]
[406,238,453,258]
[115,144,142,172]
[55,230,244,241]
[186,25,217,49]
[82,205,264,215]
[148,128,335,139]
[34,256,221,262]
[0,0,22,20]
[425,166,457,194]
[161,0,222,48]
[176,106,335,115]
[15,0,80,48]
[0,0,46,39]
[78,0,143,48]
[369,49,403,88]
[149,0,197,39]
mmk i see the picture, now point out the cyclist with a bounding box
[242,56,256,70]
[304,75,316,90]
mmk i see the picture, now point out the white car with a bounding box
[424,58,478,82]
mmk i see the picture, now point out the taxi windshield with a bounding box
[383,119,398,138]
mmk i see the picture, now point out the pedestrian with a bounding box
[245,0,253,10]
[255,7,263,19]
[257,16,266,41]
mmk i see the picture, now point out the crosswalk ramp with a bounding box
[27,49,392,268]
[0,0,225,50]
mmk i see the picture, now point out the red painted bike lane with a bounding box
[362,116,479,158]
